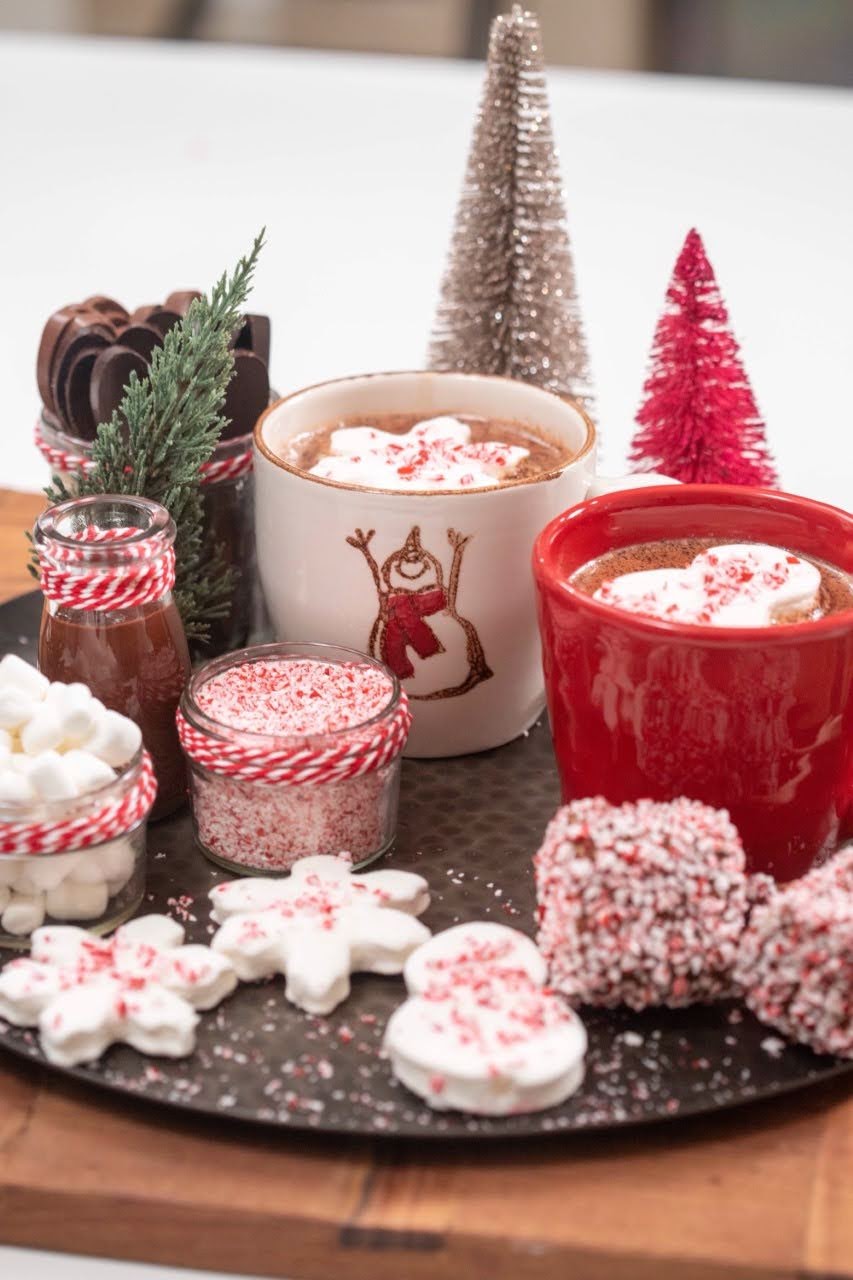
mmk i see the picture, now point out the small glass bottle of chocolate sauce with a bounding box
[35,496,191,821]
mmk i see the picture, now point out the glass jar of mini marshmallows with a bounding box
[0,745,155,949]
[177,641,411,875]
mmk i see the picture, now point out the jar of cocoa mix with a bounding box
[177,642,411,874]
[34,496,190,820]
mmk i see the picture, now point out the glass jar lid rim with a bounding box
[182,641,402,748]
[35,495,176,551]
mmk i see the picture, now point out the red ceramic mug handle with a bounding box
[586,472,680,499]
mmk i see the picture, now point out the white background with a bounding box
[1,31,852,1280]
[1,35,852,507]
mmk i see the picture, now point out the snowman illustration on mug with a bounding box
[346,525,493,700]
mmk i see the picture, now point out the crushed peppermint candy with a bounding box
[309,416,529,491]
[735,847,852,1059]
[534,797,750,1010]
[184,654,405,873]
[194,658,394,737]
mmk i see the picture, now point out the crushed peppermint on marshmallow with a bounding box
[534,797,750,1010]
[209,855,430,1015]
[0,914,237,1066]
[594,543,822,627]
[386,922,587,1115]
[735,847,852,1059]
[308,416,529,490]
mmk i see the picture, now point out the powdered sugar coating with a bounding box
[735,847,852,1059]
[195,658,394,737]
[0,914,237,1066]
[535,797,750,1010]
[594,543,821,627]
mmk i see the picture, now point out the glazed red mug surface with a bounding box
[533,485,853,880]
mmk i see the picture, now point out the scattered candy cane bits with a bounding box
[534,797,750,1010]
[188,658,400,871]
[735,847,852,1059]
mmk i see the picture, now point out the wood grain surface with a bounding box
[0,486,851,1280]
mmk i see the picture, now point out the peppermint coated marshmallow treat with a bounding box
[385,922,588,1116]
[534,797,751,1010]
[0,915,236,1066]
[209,855,430,1015]
[735,848,852,1059]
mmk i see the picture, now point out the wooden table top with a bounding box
[0,486,851,1280]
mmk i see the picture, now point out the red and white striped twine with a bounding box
[0,750,157,856]
[200,445,253,485]
[38,525,177,612]
[176,694,412,788]
[34,421,96,476]
[36,421,252,486]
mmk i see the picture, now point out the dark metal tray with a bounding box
[1,591,850,1138]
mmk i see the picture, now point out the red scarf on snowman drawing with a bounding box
[381,586,447,680]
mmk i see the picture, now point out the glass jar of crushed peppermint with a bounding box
[177,642,411,874]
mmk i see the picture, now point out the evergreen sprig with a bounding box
[41,230,266,641]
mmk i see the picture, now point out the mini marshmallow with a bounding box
[0,728,11,755]
[2,891,46,936]
[21,704,66,756]
[95,837,136,888]
[46,878,109,922]
[0,769,37,805]
[45,681,92,710]
[45,683,101,748]
[0,885,9,912]
[85,710,142,768]
[0,655,49,701]
[68,850,110,886]
[29,752,78,803]
[62,749,115,795]
[12,852,76,895]
[10,754,37,776]
[0,687,39,731]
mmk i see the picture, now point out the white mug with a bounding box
[254,371,674,757]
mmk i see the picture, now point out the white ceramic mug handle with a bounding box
[586,472,680,499]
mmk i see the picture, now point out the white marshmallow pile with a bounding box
[309,416,530,491]
[594,543,822,627]
[0,654,144,936]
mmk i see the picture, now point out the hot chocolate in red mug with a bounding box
[533,483,853,880]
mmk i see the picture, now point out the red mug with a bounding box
[533,485,853,880]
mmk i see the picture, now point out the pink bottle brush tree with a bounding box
[629,229,778,486]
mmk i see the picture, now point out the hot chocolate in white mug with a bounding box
[254,371,674,757]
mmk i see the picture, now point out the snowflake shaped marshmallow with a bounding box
[209,854,431,1015]
[0,915,237,1066]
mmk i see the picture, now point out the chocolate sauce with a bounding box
[39,600,191,820]
[571,538,853,624]
[285,412,572,483]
